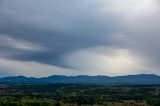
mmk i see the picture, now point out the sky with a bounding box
[0,0,160,77]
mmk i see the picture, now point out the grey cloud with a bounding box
[0,0,160,76]
[0,0,123,66]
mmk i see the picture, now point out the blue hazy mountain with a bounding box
[0,74,160,85]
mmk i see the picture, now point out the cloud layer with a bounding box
[0,0,160,77]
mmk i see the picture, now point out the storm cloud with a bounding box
[0,0,160,77]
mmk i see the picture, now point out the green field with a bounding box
[0,84,160,106]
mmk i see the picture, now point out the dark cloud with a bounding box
[0,0,122,67]
[0,0,160,76]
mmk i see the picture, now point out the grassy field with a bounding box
[0,84,160,106]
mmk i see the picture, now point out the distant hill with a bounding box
[0,74,160,85]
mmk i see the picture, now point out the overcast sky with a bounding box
[0,0,160,77]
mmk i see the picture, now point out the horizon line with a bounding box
[0,73,159,79]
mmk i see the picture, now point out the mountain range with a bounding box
[0,74,160,85]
